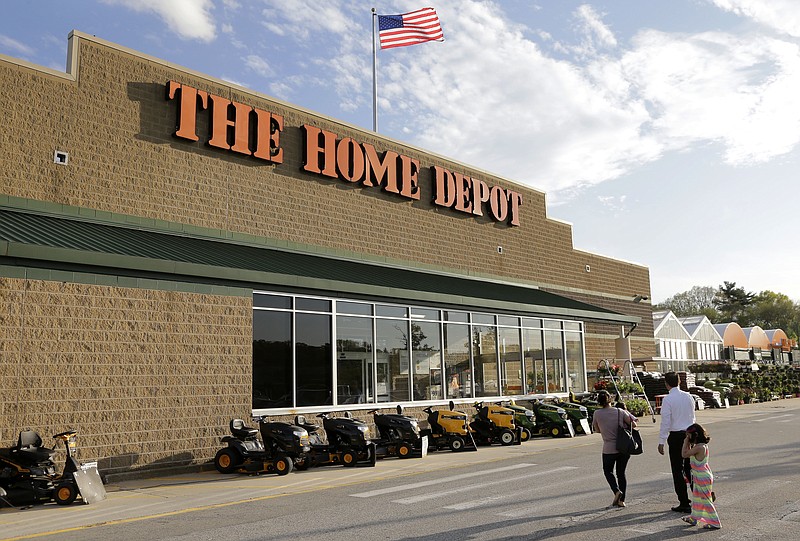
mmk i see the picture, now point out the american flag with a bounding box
[377,7,444,50]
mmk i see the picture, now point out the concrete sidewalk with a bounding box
[1,399,795,540]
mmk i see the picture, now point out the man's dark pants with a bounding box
[668,431,691,507]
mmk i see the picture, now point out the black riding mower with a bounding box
[0,429,106,507]
[370,406,425,459]
[214,417,310,476]
[293,412,377,468]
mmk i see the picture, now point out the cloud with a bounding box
[244,54,273,78]
[102,0,216,41]
[0,34,35,56]
[710,0,800,37]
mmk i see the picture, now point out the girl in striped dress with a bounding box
[681,423,721,529]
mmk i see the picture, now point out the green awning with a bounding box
[0,208,637,324]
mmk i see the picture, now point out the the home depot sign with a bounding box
[167,81,522,226]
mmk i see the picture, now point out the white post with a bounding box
[371,7,378,132]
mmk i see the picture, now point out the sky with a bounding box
[2,0,800,303]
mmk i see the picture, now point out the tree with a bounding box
[741,291,800,339]
[655,285,719,319]
[712,281,754,323]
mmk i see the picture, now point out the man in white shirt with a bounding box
[657,371,696,513]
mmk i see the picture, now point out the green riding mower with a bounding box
[548,397,592,434]
[517,398,575,438]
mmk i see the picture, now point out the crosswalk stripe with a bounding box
[393,466,577,505]
[350,463,536,498]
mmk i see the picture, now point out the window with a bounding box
[251,293,588,411]
[411,321,442,400]
[444,323,471,399]
[472,323,498,397]
[295,313,332,406]
[499,326,522,395]
[376,319,410,402]
[336,315,373,404]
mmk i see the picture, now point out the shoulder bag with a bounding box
[615,408,643,455]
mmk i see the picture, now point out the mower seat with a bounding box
[230,419,258,440]
[12,430,55,464]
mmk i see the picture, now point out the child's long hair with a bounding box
[686,423,710,444]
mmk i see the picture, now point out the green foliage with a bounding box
[622,397,649,417]
[713,281,755,323]
[654,285,719,319]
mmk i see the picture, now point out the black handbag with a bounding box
[616,409,643,455]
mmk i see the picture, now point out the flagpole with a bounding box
[371,7,378,132]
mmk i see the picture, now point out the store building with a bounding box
[0,32,654,476]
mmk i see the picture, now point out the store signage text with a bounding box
[166,81,522,226]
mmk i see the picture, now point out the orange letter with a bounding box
[454,173,473,214]
[207,95,252,155]
[471,179,489,216]
[252,109,284,164]
[507,190,522,226]
[363,145,398,188]
[336,137,366,182]
[302,125,338,178]
[433,166,456,207]
[488,186,508,222]
[167,81,208,142]
[398,155,420,200]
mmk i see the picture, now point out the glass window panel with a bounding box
[410,307,440,321]
[522,318,542,329]
[337,301,372,315]
[444,311,469,323]
[253,310,292,409]
[564,321,582,331]
[376,305,408,318]
[444,323,471,399]
[498,316,520,327]
[253,293,292,309]
[376,319,410,402]
[523,328,545,393]
[565,331,586,392]
[411,321,442,401]
[472,324,498,397]
[336,316,374,404]
[295,313,332,406]
[499,327,523,395]
[544,329,566,393]
[296,297,331,312]
[543,320,562,330]
[472,313,495,325]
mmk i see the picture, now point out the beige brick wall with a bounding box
[0,277,251,476]
[0,36,651,302]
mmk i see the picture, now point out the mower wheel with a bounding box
[550,426,562,438]
[294,457,310,471]
[449,435,465,452]
[214,448,241,474]
[499,429,515,446]
[273,455,293,476]
[368,444,377,467]
[54,482,78,505]
[341,449,358,467]
[396,442,413,458]
[520,428,532,442]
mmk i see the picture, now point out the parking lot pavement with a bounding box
[1,399,796,540]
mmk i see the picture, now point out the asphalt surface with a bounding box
[1,398,799,540]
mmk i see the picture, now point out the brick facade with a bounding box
[0,33,654,476]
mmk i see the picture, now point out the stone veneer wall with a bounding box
[0,277,252,476]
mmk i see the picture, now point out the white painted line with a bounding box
[751,414,793,422]
[350,463,536,498]
[443,466,578,510]
[393,466,577,505]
